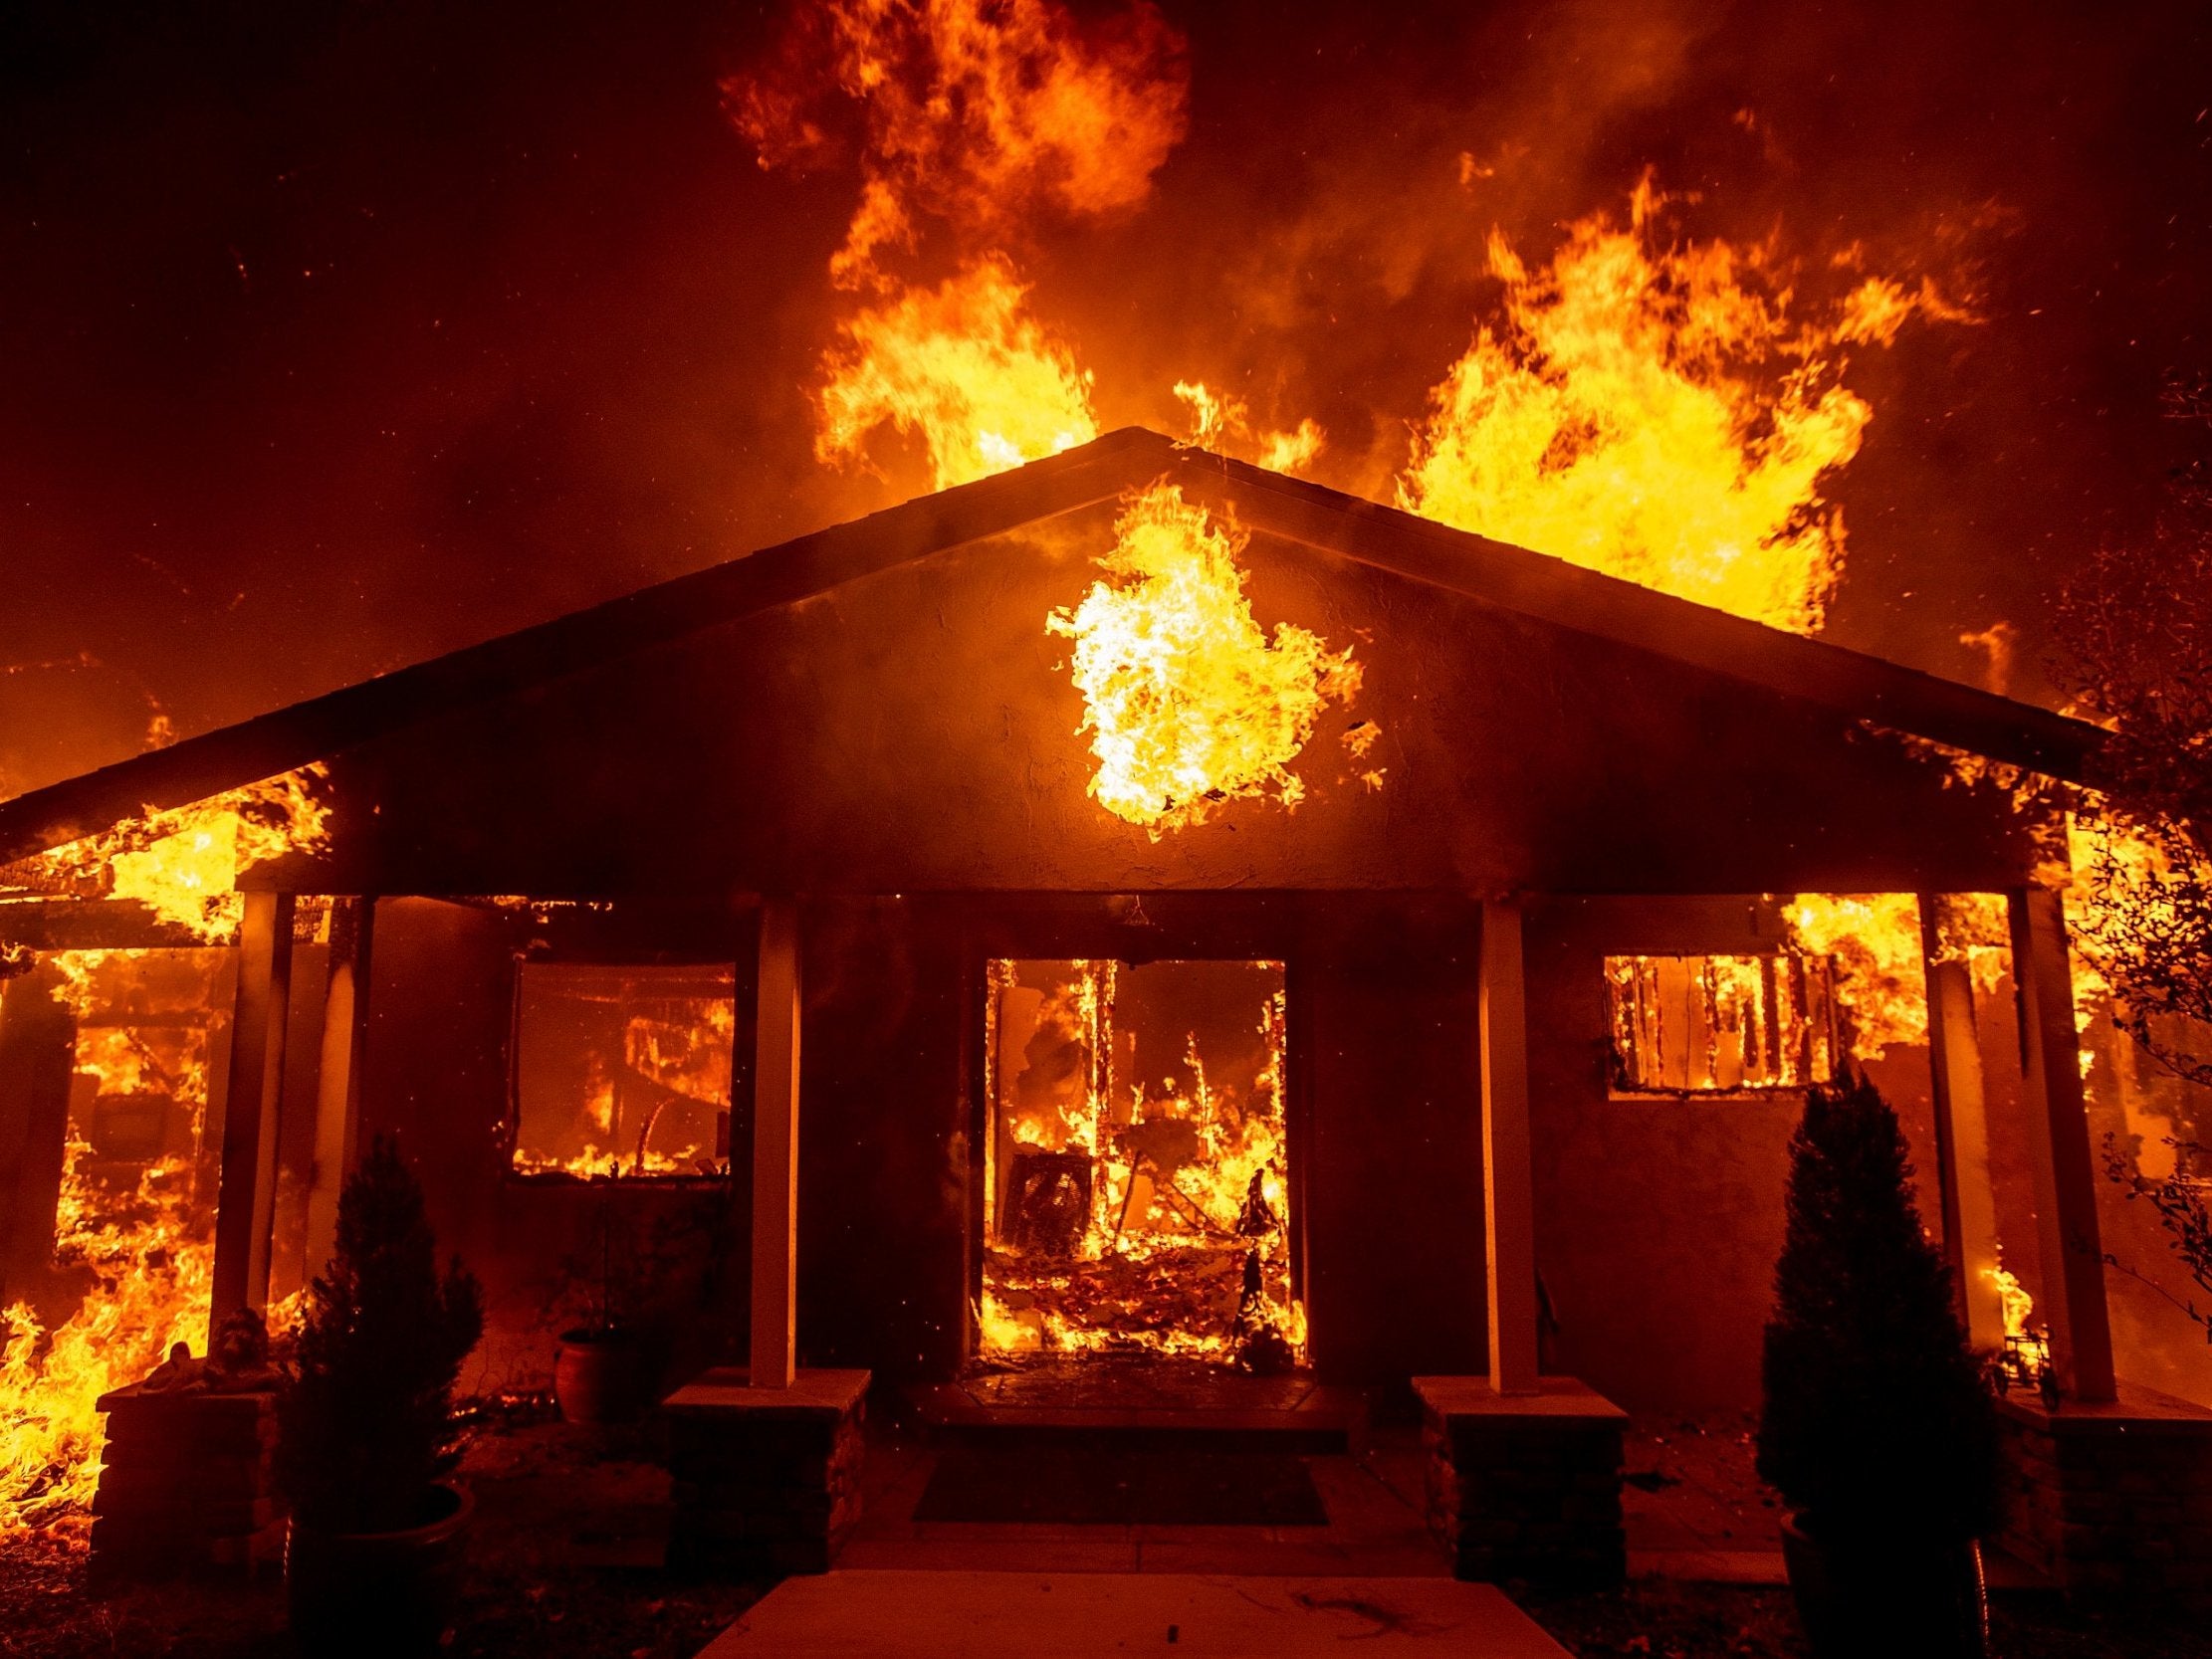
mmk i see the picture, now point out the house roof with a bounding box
[0,426,2101,865]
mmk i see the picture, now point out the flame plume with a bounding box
[1401,179,1951,634]
[1048,483,1363,836]
[734,0,1185,489]
[816,256,1097,489]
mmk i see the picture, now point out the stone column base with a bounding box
[1412,1374,1628,1588]
[1997,1379,2212,1597]
[665,1366,869,1576]
[90,1385,286,1580]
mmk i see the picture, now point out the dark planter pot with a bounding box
[554,1326,657,1424]
[287,1481,473,1658]
[1780,1511,1988,1659]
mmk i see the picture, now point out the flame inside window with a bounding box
[510,963,736,1180]
[1605,952,1839,1096]
[980,957,1300,1366]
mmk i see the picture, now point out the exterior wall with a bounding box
[359,898,746,1394]
[1527,897,1944,1415]
[349,891,1490,1393]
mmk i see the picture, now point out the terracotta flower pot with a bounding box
[287,1480,474,1657]
[1780,1510,1988,1659]
[554,1326,657,1424]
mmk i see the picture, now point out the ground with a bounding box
[2,1405,2207,1658]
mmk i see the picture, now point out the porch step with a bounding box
[908,1375,1367,1456]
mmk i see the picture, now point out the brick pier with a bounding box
[90,1385,286,1579]
[665,1367,869,1576]
[1997,1379,2212,1598]
[1412,1374,1628,1589]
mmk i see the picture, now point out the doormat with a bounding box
[912,1448,1328,1527]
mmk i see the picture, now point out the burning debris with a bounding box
[981,958,1300,1367]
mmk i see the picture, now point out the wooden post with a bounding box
[750,898,801,1389]
[1919,897,2007,1348]
[211,891,295,1330]
[302,898,374,1280]
[2008,887,2117,1403]
[1479,899,1539,1396]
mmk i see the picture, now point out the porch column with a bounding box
[2007,887,2117,1403]
[211,890,295,1329]
[1919,897,2007,1348]
[750,897,801,1389]
[302,897,374,1280]
[1479,899,1538,1395]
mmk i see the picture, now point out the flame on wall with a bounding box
[1400,178,1953,635]
[1047,483,1366,835]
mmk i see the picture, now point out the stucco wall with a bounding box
[1527,897,1945,1415]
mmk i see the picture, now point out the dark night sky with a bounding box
[1,0,2206,797]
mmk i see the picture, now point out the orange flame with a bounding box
[1786,893,1929,1058]
[14,769,331,943]
[737,0,1184,492]
[1401,179,1948,634]
[1047,483,1365,835]
[1173,381,1325,476]
[3,949,225,1538]
[816,255,1098,489]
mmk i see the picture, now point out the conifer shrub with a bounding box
[1756,1068,2004,1543]
[278,1136,485,1534]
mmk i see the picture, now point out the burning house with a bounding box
[0,428,2199,1590]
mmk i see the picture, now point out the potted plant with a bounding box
[553,1178,657,1424]
[279,1136,484,1656]
[1757,1067,2005,1658]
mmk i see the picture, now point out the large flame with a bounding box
[13,769,331,943]
[1401,180,1948,634]
[3,950,223,1538]
[1048,483,1365,835]
[736,0,1184,490]
[1786,893,1929,1058]
[816,255,1098,489]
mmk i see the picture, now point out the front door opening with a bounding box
[979,957,1301,1368]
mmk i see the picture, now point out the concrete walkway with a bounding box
[700,1570,1572,1656]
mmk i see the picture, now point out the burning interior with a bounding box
[980,957,1299,1367]
[509,961,737,1181]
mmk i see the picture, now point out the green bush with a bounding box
[1756,1067,2004,1543]
[278,1136,485,1534]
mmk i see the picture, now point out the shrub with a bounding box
[278,1136,485,1534]
[1756,1067,2003,1543]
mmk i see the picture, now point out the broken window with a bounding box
[980,958,1300,1367]
[1606,953,1838,1096]
[510,961,735,1179]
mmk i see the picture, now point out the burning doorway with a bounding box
[979,958,1301,1368]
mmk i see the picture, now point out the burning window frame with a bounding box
[1605,950,1842,1100]
[504,952,747,1185]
